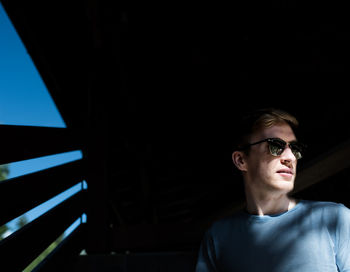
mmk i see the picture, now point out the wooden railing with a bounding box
[0,125,87,271]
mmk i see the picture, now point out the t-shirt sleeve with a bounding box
[335,204,350,272]
[195,230,219,272]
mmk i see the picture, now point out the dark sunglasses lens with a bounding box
[290,143,303,159]
[268,139,286,156]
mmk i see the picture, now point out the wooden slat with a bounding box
[0,159,85,226]
[33,223,87,272]
[0,190,86,272]
[293,138,350,193]
[0,125,82,165]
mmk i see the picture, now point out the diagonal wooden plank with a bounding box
[293,138,350,193]
[0,190,86,271]
[0,125,83,165]
[0,159,85,226]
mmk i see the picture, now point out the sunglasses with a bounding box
[238,138,306,160]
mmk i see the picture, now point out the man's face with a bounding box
[243,122,298,195]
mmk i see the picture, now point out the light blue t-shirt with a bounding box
[196,200,350,272]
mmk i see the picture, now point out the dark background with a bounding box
[2,2,350,270]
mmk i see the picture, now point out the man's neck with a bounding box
[244,188,297,216]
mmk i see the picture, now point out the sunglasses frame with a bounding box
[237,137,306,160]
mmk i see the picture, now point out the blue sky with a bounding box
[0,3,84,236]
[0,6,65,128]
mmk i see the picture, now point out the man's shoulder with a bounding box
[300,199,350,219]
[301,199,348,210]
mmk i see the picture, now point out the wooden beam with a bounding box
[293,138,350,193]
[0,191,86,271]
[0,159,85,226]
[0,125,82,165]
[33,223,87,272]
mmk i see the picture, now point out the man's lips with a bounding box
[276,168,294,175]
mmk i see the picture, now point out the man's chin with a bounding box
[273,179,295,192]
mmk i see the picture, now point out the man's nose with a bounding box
[280,145,297,163]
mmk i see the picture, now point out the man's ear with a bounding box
[232,151,248,171]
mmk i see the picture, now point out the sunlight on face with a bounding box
[244,122,298,195]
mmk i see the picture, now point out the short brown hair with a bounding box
[233,108,299,151]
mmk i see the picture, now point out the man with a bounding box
[195,108,350,271]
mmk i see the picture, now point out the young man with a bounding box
[195,108,350,272]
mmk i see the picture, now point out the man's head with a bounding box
[232,108,304,195]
